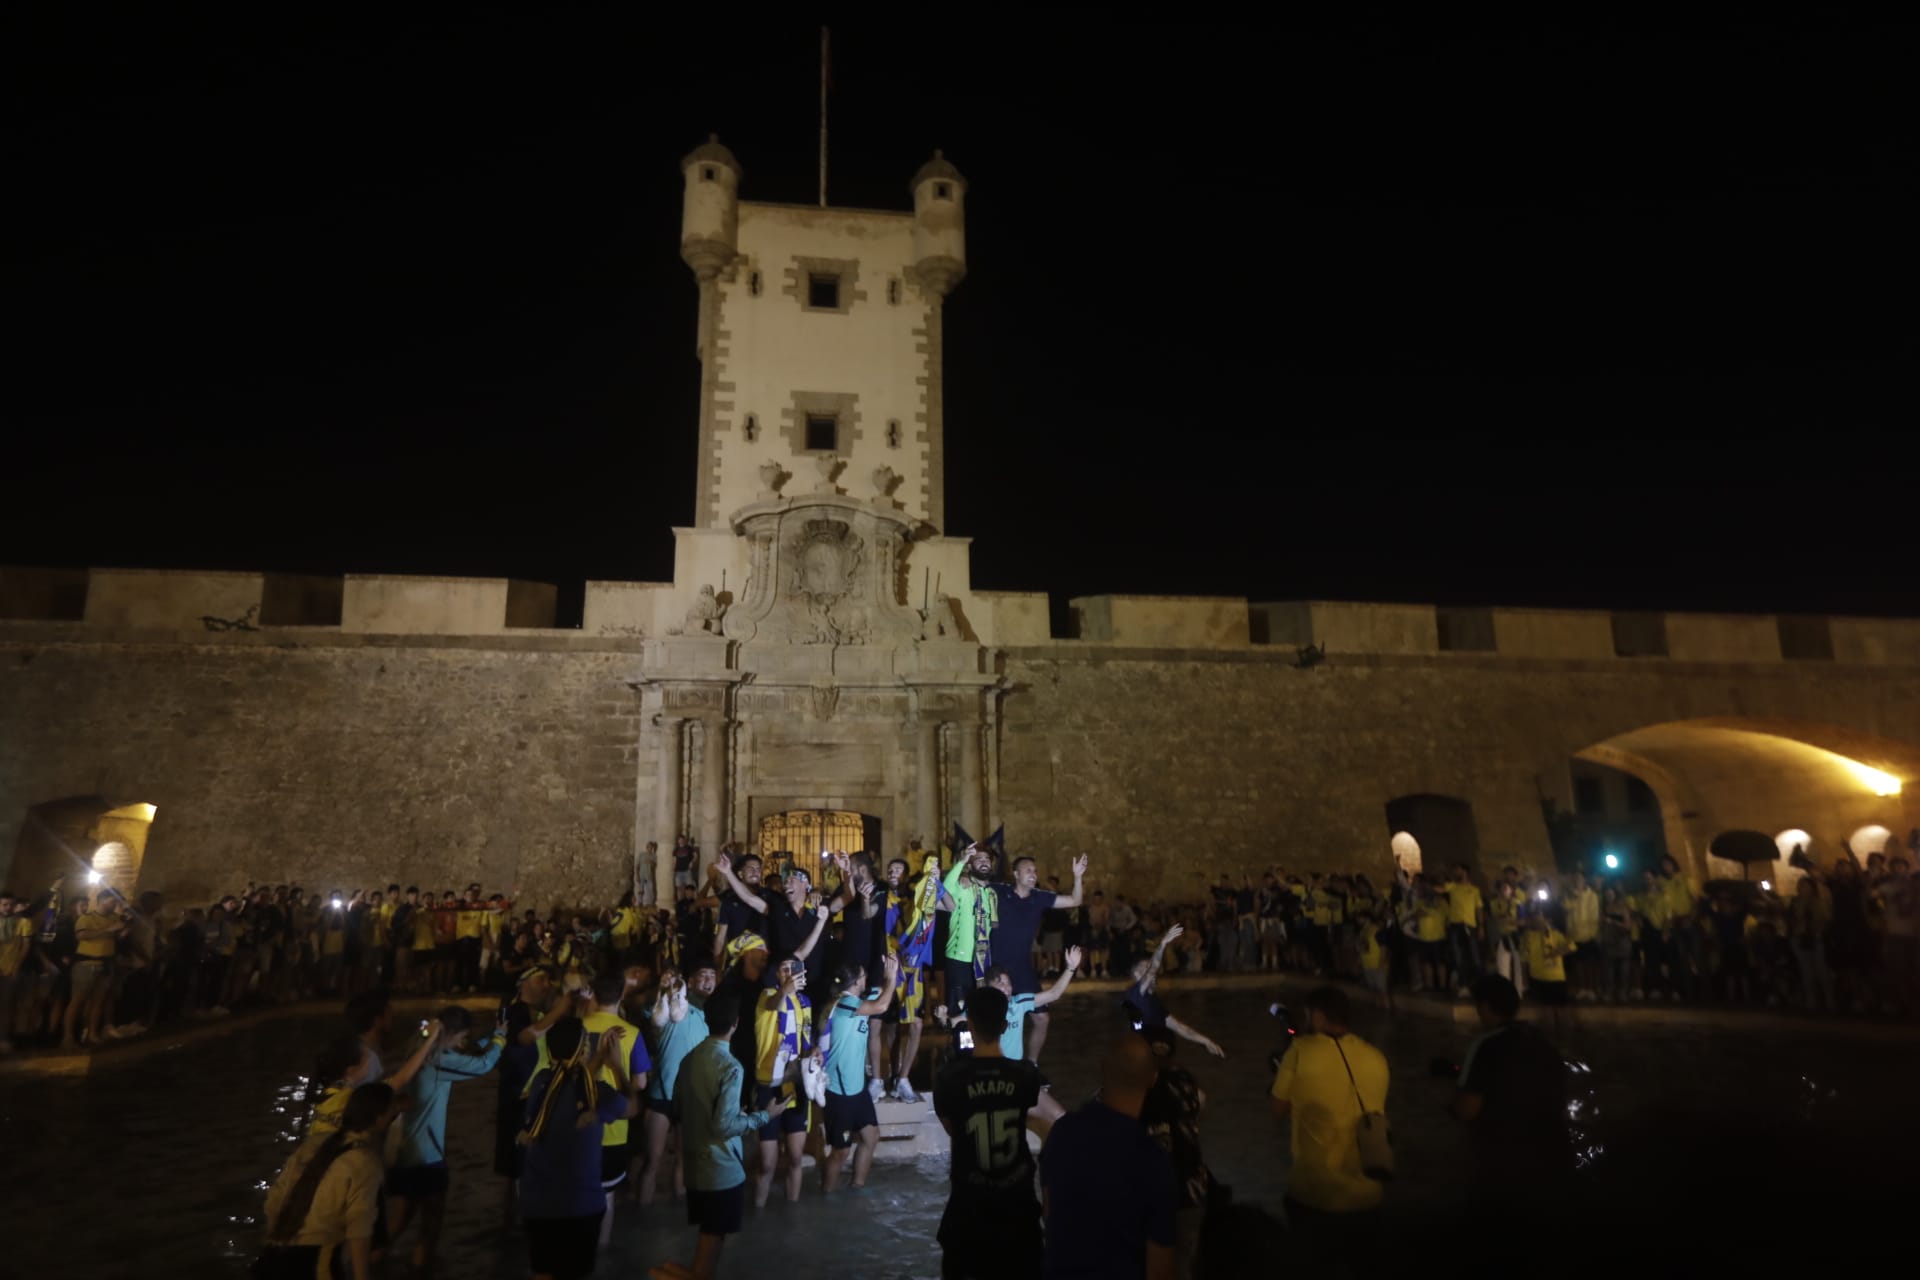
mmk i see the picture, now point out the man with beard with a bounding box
[713,854,838,996]
[937,844,998,1014]
[709,853,767,965]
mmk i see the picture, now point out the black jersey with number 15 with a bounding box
[933,1054,1043,1216]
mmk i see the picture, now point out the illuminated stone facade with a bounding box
[3,140,1918,907]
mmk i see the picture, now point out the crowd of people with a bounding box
[1087,839,1920,1027]
[7,831,1916,1276]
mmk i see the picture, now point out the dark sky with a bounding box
[11,15,1916,626]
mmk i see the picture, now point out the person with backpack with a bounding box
[257,1083,398,1280]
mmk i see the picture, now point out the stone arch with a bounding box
[8,795,159,899]
[1565,717,1918,886]
[1383,794,1481,876]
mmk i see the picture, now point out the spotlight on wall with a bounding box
[1603,853,1620,870]
[1838,758,1902,797]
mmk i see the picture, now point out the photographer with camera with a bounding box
[1269,986,1389,1271]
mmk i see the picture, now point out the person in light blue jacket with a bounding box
[660,991,790,1280]
[387,1004,505,1272]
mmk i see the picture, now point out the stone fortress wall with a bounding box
[5,564,1917,906]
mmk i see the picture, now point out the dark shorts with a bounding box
[600,1141,630,1189]
[387,1161,450,1201]
[686,1183,746,1236]
[647,1094,681,1125]
[523,1213,604,1280]
[754,1083,808,1141]
[823,1089,878,1149]
[1531,980,1569,1006]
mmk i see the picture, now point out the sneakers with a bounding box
[866,1076,885,1102]
[892,1080,921,1104]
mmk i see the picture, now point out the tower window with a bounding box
[807,273,840,309]
[805,414,838,451]
[702,166,716,181]
[749,270,762,296]
[743,414,758,442]
[887,278,901,305]
[886,420,901,449]
[934,182,951,199]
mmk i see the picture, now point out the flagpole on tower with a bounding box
[818,25,829,208]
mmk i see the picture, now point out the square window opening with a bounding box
[702,166,716,181]
[934,182,951,199]
[808,273,840,309]
[805,414,838,451]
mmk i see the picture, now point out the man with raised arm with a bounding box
[1121,924,1226,1059]
[820,953,900,1192]
[712,852,838,994]
[937,843,998,1013]
[989,852,1088,1063]
[937,944,1085,1134]
[708,852,766,964]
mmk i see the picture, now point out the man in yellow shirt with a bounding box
[1563,870,1601,1001]
[1633,869,1676,1000]
[1521,910,1574,1035]
[63,892,127,1052]
[580,972,648,1244]
[1271,986,1390,1269]
[1442,864,1486,995]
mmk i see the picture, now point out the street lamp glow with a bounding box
[1760,880,1772,891]
[86,869,103,885]
[1837,757,1901,797]
[1536,888,1549,901]
[1603,853,1620,870]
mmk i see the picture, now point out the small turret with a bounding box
[909,150,966,297]
[679,134,742,280]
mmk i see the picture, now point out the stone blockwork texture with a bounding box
[996,649,1920,901]
[0,629,648,911]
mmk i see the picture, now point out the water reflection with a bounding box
[5,989,1915,1275]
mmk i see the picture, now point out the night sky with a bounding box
[12,16,1915,627]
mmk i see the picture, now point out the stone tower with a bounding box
[678,138,966,532]
[635,137,1001,905]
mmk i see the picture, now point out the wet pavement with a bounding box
[3,984,1912,1278]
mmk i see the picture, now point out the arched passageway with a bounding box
[1563,718,1918,885]
[9,796,158,898]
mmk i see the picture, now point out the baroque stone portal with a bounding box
[723,493,924,647]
